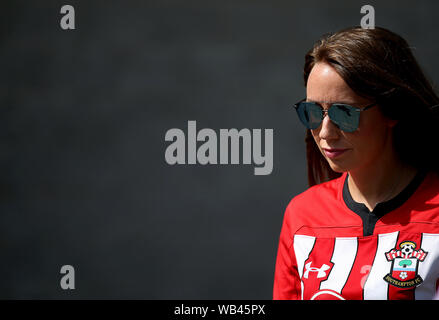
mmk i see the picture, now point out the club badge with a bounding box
[383,241,428,288]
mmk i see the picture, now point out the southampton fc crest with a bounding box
[383,241,428,288]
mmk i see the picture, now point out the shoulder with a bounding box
[282,174,346,231]
[416,170,439,203]
[426,170,439,190]
[409,171,439,214]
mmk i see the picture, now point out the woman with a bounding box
[273,26,439,300]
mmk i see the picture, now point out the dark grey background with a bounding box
[1,0,438,299]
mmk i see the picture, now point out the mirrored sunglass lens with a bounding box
[296,103,319,129]
[306,103,323,129]
[295,103,310,128]
[295,103,324,129]
[329,104,359,132]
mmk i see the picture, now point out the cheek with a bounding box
[348,122,389,157]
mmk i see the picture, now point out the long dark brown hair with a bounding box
[303,26,439,187]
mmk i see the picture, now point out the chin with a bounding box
[326,160,350,173]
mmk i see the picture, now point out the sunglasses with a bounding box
[293,99,377,132]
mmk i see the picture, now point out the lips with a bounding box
[322,148,348,159]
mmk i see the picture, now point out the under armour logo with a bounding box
[303,262,331,279]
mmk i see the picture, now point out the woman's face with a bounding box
[306,62,396,173]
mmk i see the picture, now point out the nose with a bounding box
[317,112,340,140]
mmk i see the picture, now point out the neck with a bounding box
[347,152,418,211]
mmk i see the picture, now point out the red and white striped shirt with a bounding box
[273,170,439,300]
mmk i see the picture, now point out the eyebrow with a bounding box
[306,99,358,105]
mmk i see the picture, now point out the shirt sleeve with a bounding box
[273,202,301,300]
